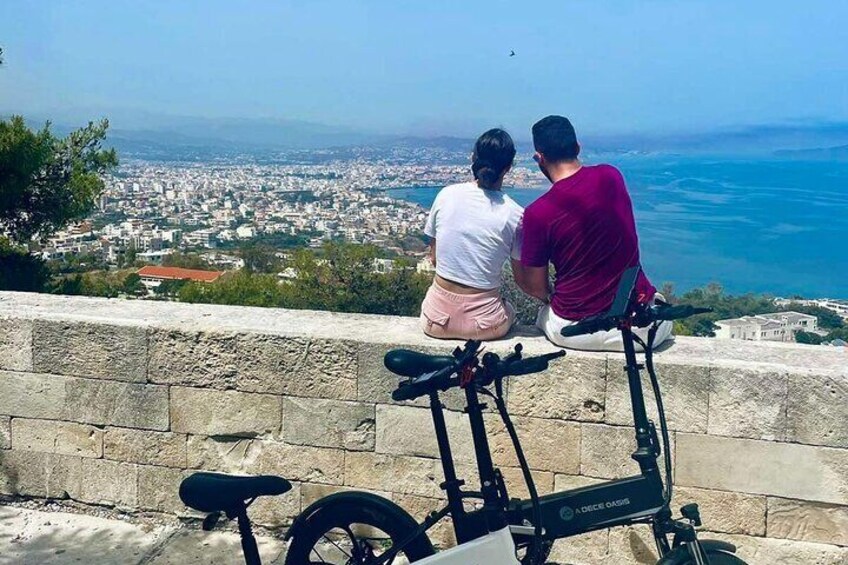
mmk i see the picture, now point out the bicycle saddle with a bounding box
[179,472,292,513]
[384,349,455,378]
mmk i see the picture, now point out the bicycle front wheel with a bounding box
[285,501,435,564]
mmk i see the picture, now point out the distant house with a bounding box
[715,311,818,342]
[137,265,224,291]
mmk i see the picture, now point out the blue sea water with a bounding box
[388,156,848,298]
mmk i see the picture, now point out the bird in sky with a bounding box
[509,50,516,57]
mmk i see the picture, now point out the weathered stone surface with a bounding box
[786,373,848,448]
[0,317,32,371]
[394,493,457,548]
[257,441,345,485]
[0,370,67,420]
[0,415,10,449]
[345,451,443,498]
[676,433,848,505]
[186,435,262,473]
[606,525,661,564]
[553,473,604,491]
[11,418,103,458]
[720,532,848,565]
[580,423,673,480]
[170,386,282,437]
[283,397,375,451]
[708,366,788,441]
[33,320,148,382]
[147,529,287,565]
[498,466,554,498]
[548,529,610,564]
[138,464,189,514]
[767,497,848,547]
[487,414,580,474]
[238,335,358,400]
[77,458,138,508]
[375,404,475,463]
[148,329,240,388]
[507,355,607,422]
[0,450,83,499]
[675,486,766,535]
[64,377,169,431]
[249,481,301,527]
[605,361,709,433]
[104,428,187,467]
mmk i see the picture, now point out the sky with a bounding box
[1,0,847,137]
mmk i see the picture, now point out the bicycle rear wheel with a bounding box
[285,501,435,564]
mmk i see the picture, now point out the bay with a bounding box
[388,156,847,298]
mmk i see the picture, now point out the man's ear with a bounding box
[574,143,581,158]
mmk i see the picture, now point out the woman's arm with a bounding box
[429,238,436,267]
[512,259,550,302]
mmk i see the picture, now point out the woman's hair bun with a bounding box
[472,129,516,189]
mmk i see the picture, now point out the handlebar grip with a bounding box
[391,364,457,402]
[654,305,713,321]
[392,383,424,402]
[505,351,566,376]
[560,318,610,337]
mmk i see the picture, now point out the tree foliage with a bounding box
[0,116,117,243]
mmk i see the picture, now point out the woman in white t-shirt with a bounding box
[421,129,523,340]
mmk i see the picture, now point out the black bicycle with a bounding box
[179,266,748,565]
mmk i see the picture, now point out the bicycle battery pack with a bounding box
[414,526,520,565]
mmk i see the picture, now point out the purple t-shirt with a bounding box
[521,164,656,320]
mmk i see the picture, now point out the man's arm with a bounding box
[512,259,549,302]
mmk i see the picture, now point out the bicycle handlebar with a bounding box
[560,303,713,338]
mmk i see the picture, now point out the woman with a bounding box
[420,128,523,340]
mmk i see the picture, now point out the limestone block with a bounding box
[256,441,345,485]
[148,329,240,388]
[238,335,358,400]
[64,377,169,431]
[375,404,475,463]
[32,320,147,382]
[507,356,607,422]
[283,397,375,451]
[345,451,443,498]
[581,423,673,480]
[708,366,788,441]
[767,497,848,547]
[78,458,138,508]
[676,433,848,505]
[11,418,103,458]
[0,415,10,449]
[0,317,32,371]
[138,465,190,514]
[548,529,610,565]
[605,362,709,433]
[357,343,468,410]
[0,450,83,499]
[675,486,766,536]
[553,474,604,491]
[104,428,187,467]
[186,435,262,474]
[301,483,349,508]
[170,387,281,437]
[249,481,301,528]
[606,525,662,564]
[497,466,554,498]
[786,373,848,448]
[487,414,580,474]
[0,370,67,420]
[720,532,848,565]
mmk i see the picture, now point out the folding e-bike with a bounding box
[179,266,748,564]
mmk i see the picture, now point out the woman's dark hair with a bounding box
[471,128,516,189]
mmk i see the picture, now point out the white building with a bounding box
[715,311,818,342]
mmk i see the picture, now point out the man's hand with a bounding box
[512,259,550,303]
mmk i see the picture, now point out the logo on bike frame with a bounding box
[559,498,631,521]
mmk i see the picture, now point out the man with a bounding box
[514,115,671,351]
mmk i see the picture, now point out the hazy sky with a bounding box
[1,0,846,136]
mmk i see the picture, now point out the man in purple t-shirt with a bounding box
[514,115,672,351]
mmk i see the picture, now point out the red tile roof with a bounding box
[137,265,224,283]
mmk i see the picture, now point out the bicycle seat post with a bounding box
[234,503,262,565]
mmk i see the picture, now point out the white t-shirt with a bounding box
[424,182,524,290]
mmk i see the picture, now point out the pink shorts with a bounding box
[420,283,516,341]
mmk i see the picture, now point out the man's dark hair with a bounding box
[472,128,516,189]
[532,115,579,162]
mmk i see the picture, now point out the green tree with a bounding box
[781,303,844,330]
[0,117,117,244]
[122,272,144,295]
[795,331,825,345]
[240,241,280,274]
[162,251,212,270]
[0,239,50,291]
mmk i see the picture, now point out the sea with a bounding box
[388,156,847,298]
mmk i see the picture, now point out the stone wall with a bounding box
[1,291,846,564]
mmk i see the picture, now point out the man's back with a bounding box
[521,164,655,320]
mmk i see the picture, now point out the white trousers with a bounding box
[536,303,673,352]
